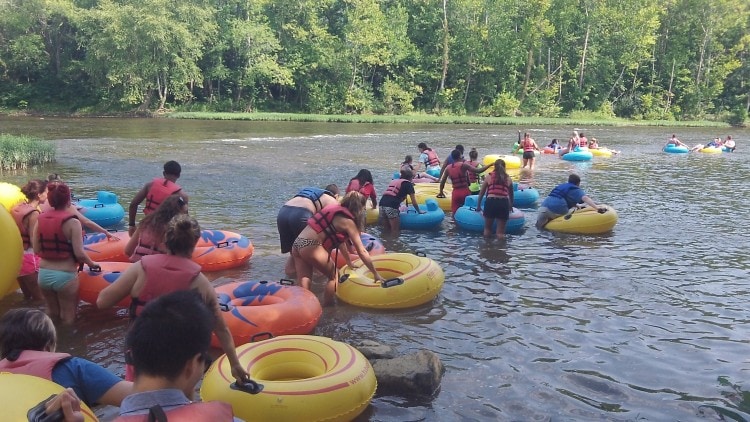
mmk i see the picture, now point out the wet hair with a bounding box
[403,155,413,164]
[163,160,181,177]
[493,159,509,187]
[164,214,201,257]
[455,145,464,154]
[579,132,585,137]
[550,139,558,145]
[21,179,48,202]
[450,149,461,160]
[47,174,62,182]
[324,184,340,196]
[340,191,367,231]
[126,290,213,380]
[0,309,56,359]
[47,182,71,209]
[417,142,428,151]
[352,169,373,185]
[568,174,581,185]
[138,195,187,244]
[524,132,531,138]
[469,148,478,160]
[400,169,414,180]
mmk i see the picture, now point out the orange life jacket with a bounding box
[11,202,37,249]
[144,178,181,215]
[307,204,354,251]
[447,163,469,190]
[487,172,511,197]
[36,209,77,260]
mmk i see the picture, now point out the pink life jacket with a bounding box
[113,401,234,422]
[0,350,71,379]
[144,178,181,215]
[11,202,37,249]
[129,254,201,318]
[307,204,355,251]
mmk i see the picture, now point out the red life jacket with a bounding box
[36,209,77,260]
[447,163,469,190]
[307,204,354,251]
[129,228,167,262]
[0,350,71,379]
[383,179,408,199]
[425,149,440,166]
[11,202,37,249]
[466,161,480,183]
[523,139,535,152]
[114,401,234,422]
[487,172,511,197]
[144,178,181,215]
[579,137,588,147]
[130,254,201,318]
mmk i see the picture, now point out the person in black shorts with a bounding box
[476,159,514,239]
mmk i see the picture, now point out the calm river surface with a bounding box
[1,116,749,421]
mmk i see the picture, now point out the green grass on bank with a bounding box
[167,111,732,128]
[0,134,56,171]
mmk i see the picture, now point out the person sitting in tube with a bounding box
[536,174,607,230]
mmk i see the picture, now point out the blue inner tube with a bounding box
[663,144,689,154]
[400,198,445,230]
[454,195,525,233]
[562,148,594,161]
[77,191,125,227]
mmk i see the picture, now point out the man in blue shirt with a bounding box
[536,174,606,229]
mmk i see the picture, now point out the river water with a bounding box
[1,116,749,421]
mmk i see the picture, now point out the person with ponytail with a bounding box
[32,183,100,324]
[11,179,48,300]
[97,215,250,386]
[124,194,188,262]
[476,159,514,239]
[292,191,385,305]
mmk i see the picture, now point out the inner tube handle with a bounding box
[94,203,105,208]
[279,278,295,286]
[338,274,350,284]
[230,380,264,395]
[381,278,404,288]
[250,332,273,342]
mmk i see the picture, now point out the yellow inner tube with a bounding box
[545,205,618,234]
[201,335,376,422]
[0,182,25,212]
[337,253,445,309]
[590,148,613,157]
[0,373,98,421]
[413,183,452,212]
[0,207,22,296]
[482,154,521,169]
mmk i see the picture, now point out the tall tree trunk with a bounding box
[440,0,449,91]
[579,23,590,89]
[519,48,533,102]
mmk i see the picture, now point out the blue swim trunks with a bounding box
[38,268,77,291]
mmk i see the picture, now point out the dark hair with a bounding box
[139,195,187,244]
[403,155,413,164]
[163,161,181,177]
[469,148,478,160]
[568,174,581,185]
[352,169,373,185]
[400,169,414,180]
[417,142,428,150]
[47,174,62,182]
[493,159,509,187]
[126,290,213,380]
[455,144,464,154]
[47,182,71,209]
[0,309,56,359]
[324,184,340,196]
[450,149,461,160]
[21,179,48,202]
[164,215,201,256]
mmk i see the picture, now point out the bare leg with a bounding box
[292,249,313,290]
[41,288,61,320]
[284,255,296,277]
[57,278,79,325]
[390,216,401,237]
[483,216,493,237]
[18,273,43,301]
[496,219,507,240]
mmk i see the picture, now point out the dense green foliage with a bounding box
[1,0,748,124]
[0,134,56,170]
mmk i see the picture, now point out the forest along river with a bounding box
[1,116,749,421]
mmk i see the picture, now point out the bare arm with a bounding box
[97,263,142,309]
[476,180,489,212]
[339,219,384,281]
[128,183,150,234]
[69,205,116,239]
[66,219,98,268]
[194,275,250,384]
[580,195,603,210]
[408,193,423,213]
[438,170,449,195]
[96,381,133,407]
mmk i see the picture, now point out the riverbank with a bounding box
[1,109,734,128]
[167,111,732,127]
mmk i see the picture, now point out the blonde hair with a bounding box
[340,191,367,230]
[164,215,201,257]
